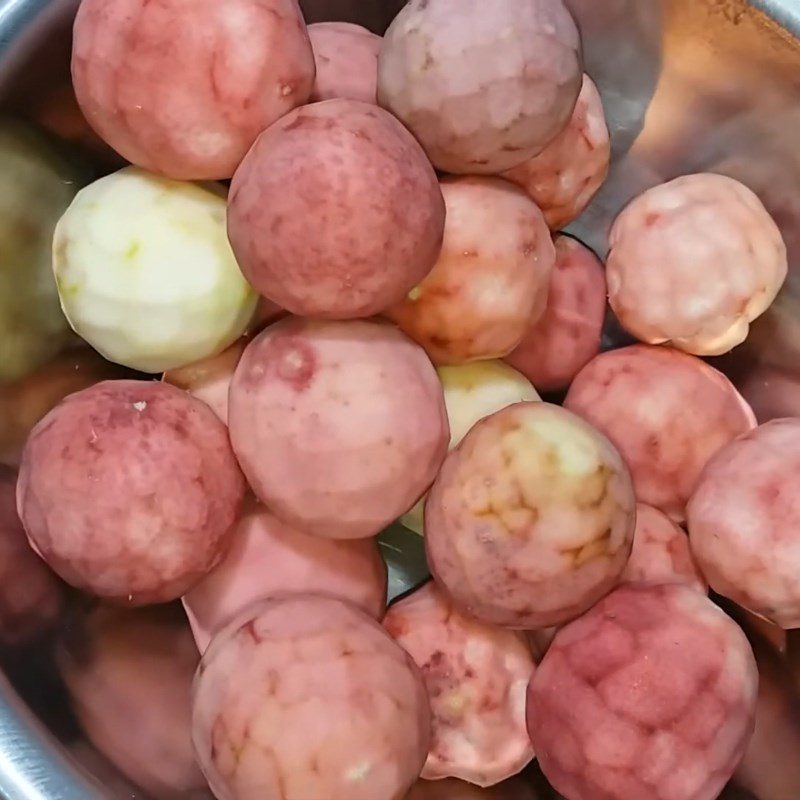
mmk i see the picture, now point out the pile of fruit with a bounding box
[0,1,798,799]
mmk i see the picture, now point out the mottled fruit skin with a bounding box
[565,345,756,522]
[228,317,449,539]
[425,402,636,629]
[16,380,246,604]
[228,99,445,319]
[387,177,555,365]
[405,775,539,799]
[622,503,707,593]
[192,594,431,800]
[308,22,381,104]
[183,497,387,652]
[0,466,62,645]
[607,174,787,356]
[688,418,800,629]
[505,235,607,393]
[72,0,315,180]
[401,361,540,535]
[384,582,535,786]
[503,75,610,231]
[163,339,247,426]
[58,605,208,799]
[378,0,582,174]
[527,584,758,800]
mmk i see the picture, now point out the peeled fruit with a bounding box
[228,317,449,540]
[401,360,539,535]
[308,22,381,104]
[425,401,636,629]
[384,582,535,786]
[0,348,130,468]
[377,0,582,174]
[688,418,800,629]
[183,497,387,652]
[227,99,445,319]
[505,234,607,392]
[16,380,245,604]
[565,345,756,522]
[53,166,257,373]
[0,466,62,645]
[528,583,758,800]
[192,594,431,800]
[71,0,316,180]
[163,339,247,425]
[58,604,209,799]
[502,74,610,231]
[607,173,787,356]
[622,503,706,593]
[386,176,555,365]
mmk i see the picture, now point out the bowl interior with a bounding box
[0,0,798,798]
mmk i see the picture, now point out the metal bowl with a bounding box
[0,1,798,798]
